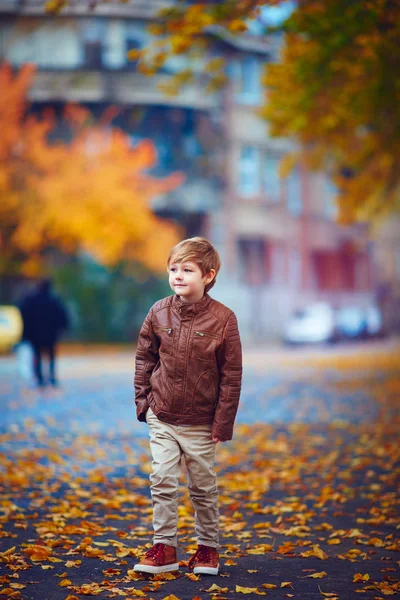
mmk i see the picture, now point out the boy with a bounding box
[133,237,242,575]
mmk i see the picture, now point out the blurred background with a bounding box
[1,0,400,349]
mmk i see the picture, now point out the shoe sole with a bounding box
[193,564,219,575]
[133,562,179,574]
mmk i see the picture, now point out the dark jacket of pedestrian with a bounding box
[20,279,70,347]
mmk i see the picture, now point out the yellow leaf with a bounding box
[93,541,110,547]
[236,586,266,595]
[0,590,23,599]
[127,49,141,61]
[305,572,328,579]
[185,572,200,581]
[153,572,178,581]
[9,585,25,590]
[367,537,384,547]
[262,584,277,589]
[59,579,72,587]
[0,547,16,557]
[281,582,293,588]
[65,560,81,568]
[353,573,370,582]
[228,19,248,33]
[318,586,339,598]
[206,584,229,593]
[247,544,274,554]
[300,545,328,560]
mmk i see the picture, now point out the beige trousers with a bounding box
[146,406,219,549]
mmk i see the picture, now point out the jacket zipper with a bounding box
[194,331,218,339]
[157,327,172,334]
[180,319,194,413]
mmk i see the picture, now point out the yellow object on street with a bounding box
[0,305,23,352]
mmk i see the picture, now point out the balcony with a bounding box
[1,0,175,18]
[29,70,219,109]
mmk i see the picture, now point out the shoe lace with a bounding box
[145,543,165,565]
[188,545,213,568]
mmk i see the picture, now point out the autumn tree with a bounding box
[46,0,400,224]
[0,63,183,277]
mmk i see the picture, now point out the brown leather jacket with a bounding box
[134,293,242,441]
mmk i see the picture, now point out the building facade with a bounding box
[1,0,396,341]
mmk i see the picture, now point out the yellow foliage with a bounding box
[0,64,183,275]
[263,2,400,224]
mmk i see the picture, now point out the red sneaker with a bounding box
[133,543,179,574]
[188,544,219,575]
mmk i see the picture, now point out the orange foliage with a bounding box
[0,63,183,276]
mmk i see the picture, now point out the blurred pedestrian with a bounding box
[19,278,70,387]
[133,237,242,576]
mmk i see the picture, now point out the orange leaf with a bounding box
[353,573,370,582]
[301,545,328,560]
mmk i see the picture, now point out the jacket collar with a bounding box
[172,293,211,316]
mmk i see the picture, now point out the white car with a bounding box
[283,303,336,344]
[284,302,384,345]
[335,305,383,339]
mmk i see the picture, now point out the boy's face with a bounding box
[169,261,215,303]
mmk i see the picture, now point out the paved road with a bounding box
[1,338,398,437]
[0,340,399,600]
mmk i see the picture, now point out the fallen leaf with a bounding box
[300,545,328,560]
[318,585,339,598]
[205,584,229,593]
[262,584,277,589]
[353,573,370,582]
[236,586,266,595]
[185,573,200,581]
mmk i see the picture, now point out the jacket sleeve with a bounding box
[134,307,160,422]
[213,312,243,442]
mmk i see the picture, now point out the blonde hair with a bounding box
[167,237,221,292]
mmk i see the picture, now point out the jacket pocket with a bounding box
[155,326,173,355]
[190,330,219,361]
[191,369,218,415]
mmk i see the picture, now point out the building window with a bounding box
[263,153,281,201]
[286,168,302,216]
[355,253,370,290]
[234,55,262,105]
[125,23,146,70]
[103,20,125,69]
[81,19,106,68]
[270,242,286,284]
[238,146,261,198]
[288,248,301,288]
[312,249,357,291]
[4,22,81,68]
[238,238,269,285]
[312,251,340,291]
[324,178,338,220]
